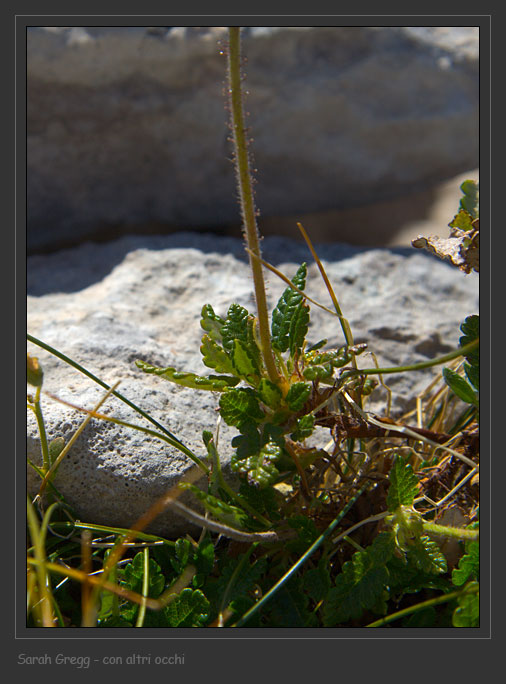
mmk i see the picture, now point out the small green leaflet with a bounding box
[219,388,265,428]
[303,346,361,381]
[459,314,479,367]
[288,303,310,357]
[442,368,479,407]
[136,360,239,391]
[464,362,479,391]
[449,208,474,232]
[221,303,250,353]
[220,304,262,371]
[452,581,479,627]
[302,363,333,381]
[200,334,237,375]
[200,304,225,343]
[285,382,311,412]
[290,414,315,441]
[163,588,210,627]
[271,263,309,355]
[387,457,419,510]
[232,441,283,488]
[323,532,395,626]
[170,538,192,574]
[405,536,447,575]
[231,338,260,382]
[452,529,479,586]
[459,179,479,219]
[306,347,354,368]
[122,552,165,598]
[257,378,283,410]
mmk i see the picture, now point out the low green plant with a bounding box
[26,27,479,628]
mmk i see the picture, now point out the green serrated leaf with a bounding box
[459,314,479,367]
[459,180,479,218]
[309,347,354,368]
[174,538,191,568]
[302,363,334,381]
[290,414,315,441]
[460,314,479,341]
[136,360,239,391]
[200,334,236,375]
[385,554,451,598]
[449,208,474,232]
[221,303,250,353]
[406,536,447,575]
[323,533,394,626]
[464,362,479,391]
[387,458,419,510]
[285,382,311,412]
[246,317,263,371]
[271,263,308,354]
[289,302,310,357]
[219,388,264,428]
[122,552,165,598]
[231,423,262,460]
[200,304,225,343]
[238,480,282,520]
[163,588,210,627]
[452,538,479,586]
[179,482,251,529]
[257,378,283,410]
[231,338,260,382]
[442,367,479,407]
[232,441,283,488]
[452,582,479,627]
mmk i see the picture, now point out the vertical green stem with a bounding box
[227,27,284,389]
[33,385,50,473]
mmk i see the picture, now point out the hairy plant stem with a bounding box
[423,522,479,542]
[227,27,285,391]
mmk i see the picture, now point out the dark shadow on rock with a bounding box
[27,230,425,297]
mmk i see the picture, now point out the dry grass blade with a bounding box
[296,222,355,350]
[37,382,120,498]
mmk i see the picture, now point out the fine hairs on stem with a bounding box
[226,27,286,392]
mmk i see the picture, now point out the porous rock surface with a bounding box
[26,233,478,536]
[27,26,478,252]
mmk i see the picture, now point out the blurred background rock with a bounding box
[27,26,479,254]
